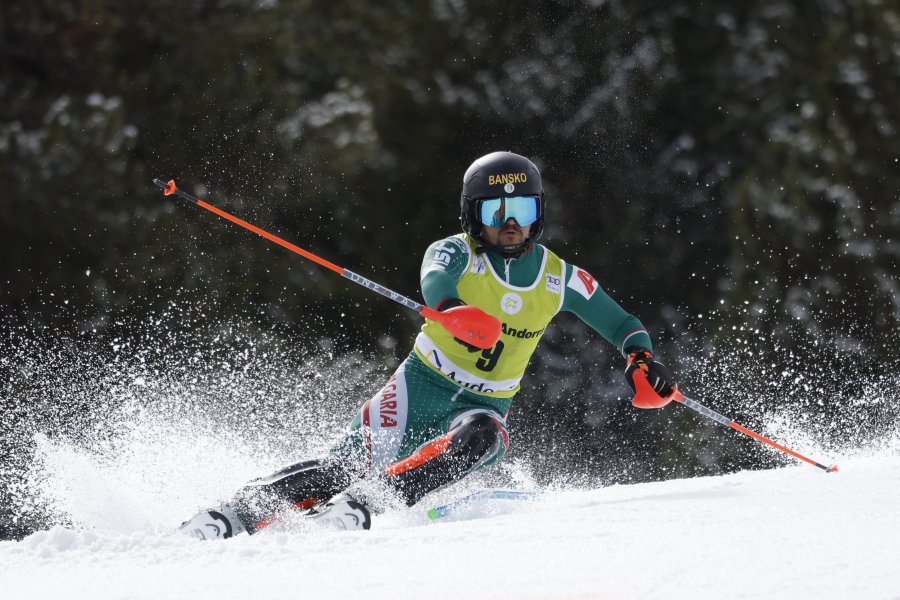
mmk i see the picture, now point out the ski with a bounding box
[426,489,539,521]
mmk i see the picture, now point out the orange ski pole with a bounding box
[152,178,500,350]
[632,371,839,473]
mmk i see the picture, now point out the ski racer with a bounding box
[180,151,677,539]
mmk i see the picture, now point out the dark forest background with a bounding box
[2,0,899,538]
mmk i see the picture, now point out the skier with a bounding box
[180,151,677,539]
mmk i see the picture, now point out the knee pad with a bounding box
[448,413,506,464]
[384,412,508,506]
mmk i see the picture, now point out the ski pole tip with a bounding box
[827,465,839,473]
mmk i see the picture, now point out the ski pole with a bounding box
[152,178,501,349]
[632,371,839,473]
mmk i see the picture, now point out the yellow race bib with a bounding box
[416,234,564,398]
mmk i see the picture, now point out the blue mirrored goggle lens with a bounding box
[478,196,540,228]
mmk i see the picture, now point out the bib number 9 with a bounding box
[475,341,505,372]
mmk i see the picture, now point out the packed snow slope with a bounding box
[1,453,898,600]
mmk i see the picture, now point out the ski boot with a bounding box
[306,492,372,531]
[179,505,247,541]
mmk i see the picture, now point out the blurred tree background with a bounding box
[2,0,899,532]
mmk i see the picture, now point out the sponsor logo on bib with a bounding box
[501,322,545,339]
[500,292,523,315]
[471,255,486,274]
[545,273,561,294]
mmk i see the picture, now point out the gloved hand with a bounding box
[437,298,482,351]
[436,298,466,312]
[624,348,676,397]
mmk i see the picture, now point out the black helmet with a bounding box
[459,151,545,257]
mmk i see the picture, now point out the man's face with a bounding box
[481,219,531,247]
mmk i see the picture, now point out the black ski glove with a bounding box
[436,298,466,312]
[624,348,676,397]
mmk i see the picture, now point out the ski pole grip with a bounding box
[422,305,501,350]
[631,370,682,409]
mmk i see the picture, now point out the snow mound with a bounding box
[2,453,898,600]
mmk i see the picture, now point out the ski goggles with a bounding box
[476,196,541,228]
